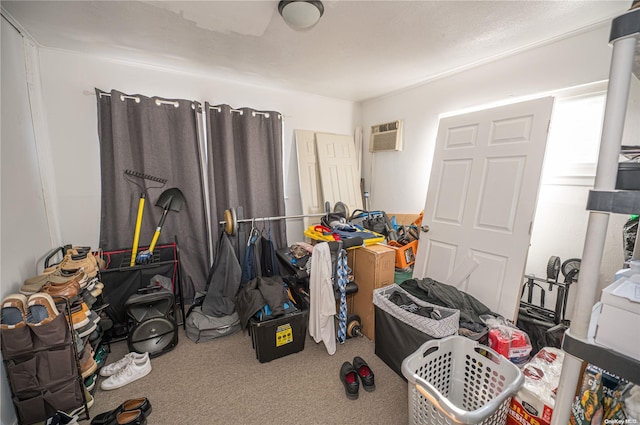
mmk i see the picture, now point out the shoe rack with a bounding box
[1,299,90,425]
[99,239,185,343]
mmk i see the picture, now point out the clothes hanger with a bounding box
[260,217,267,235]
[247,218,259,246]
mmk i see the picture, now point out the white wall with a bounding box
[36,49,360,250]
[361,23,615,212]
[360,22,627,317]
[1,17,57,425]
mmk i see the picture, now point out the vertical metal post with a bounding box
[551,34,637,425]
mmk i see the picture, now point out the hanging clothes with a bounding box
[235,275,289,330]
[241,227,261,284]
[336,248,348,344]
[308,242,336,355]
[201,233,242,317]
[259,221,280,277]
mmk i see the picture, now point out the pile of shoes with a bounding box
[339,356,376,400]
[91,397,152,425]
[99,351,152,391]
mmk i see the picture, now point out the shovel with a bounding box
[136,187,185,264]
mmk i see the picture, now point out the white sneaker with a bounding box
[99,351,149,377]
[100,355,152,390]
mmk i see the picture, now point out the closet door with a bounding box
[295,130,324,229]
[315,133,363,215]
[413,97,554,321]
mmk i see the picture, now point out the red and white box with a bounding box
[507,347,565,425]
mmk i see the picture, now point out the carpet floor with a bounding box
[83,327,409,425]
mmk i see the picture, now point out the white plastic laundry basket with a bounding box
[401,336,524,425]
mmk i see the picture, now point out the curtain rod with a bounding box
[219,212,325,226]
[208,105,280,119]
[90,90,201,109]
[88,91,281,117]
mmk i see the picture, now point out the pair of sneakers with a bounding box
[1,293,59,329]
[100,352,152,391]
[339,356,376,400]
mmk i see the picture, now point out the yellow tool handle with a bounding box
[130,196,145,267]
[148,228,161,254]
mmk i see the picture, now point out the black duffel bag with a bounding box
[349,209,389,235]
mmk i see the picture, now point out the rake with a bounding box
[124,170,167,267]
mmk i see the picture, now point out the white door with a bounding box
[295,130,325,229]
[315,133,363,215]
[413,97,554,321]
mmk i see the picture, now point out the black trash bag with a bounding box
[349,209,389,236]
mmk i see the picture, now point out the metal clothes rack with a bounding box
[218,205,336,236]
[219,212,326,226]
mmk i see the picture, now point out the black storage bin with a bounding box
[374,305,436,379]
[249,310,308,363]
[372,285,460,379]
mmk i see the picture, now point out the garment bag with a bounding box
[201,233,242,317]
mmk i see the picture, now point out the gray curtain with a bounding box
[205,104,286,251]
[96,89,209,299]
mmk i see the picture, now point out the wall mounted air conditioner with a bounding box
[370,120,403,152]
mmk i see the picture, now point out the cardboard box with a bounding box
[347,244,395,340]
[507,388,555,425]
[594,277,640,358]
[506,347,564,425]
[600,276,640,314]
[594,303,640,358]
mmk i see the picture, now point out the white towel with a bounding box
[308,242,336,355]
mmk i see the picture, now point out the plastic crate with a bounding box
[401,336,524,425]
[249,309,308,363]
[388,239,419,268]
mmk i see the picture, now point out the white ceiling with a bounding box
[2,0,632,102]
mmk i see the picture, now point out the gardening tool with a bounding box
[124,170,167,267]
[136,187,185,264]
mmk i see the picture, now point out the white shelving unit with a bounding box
[551,7,640,425]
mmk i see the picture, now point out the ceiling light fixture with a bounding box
[278,0,324,30]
